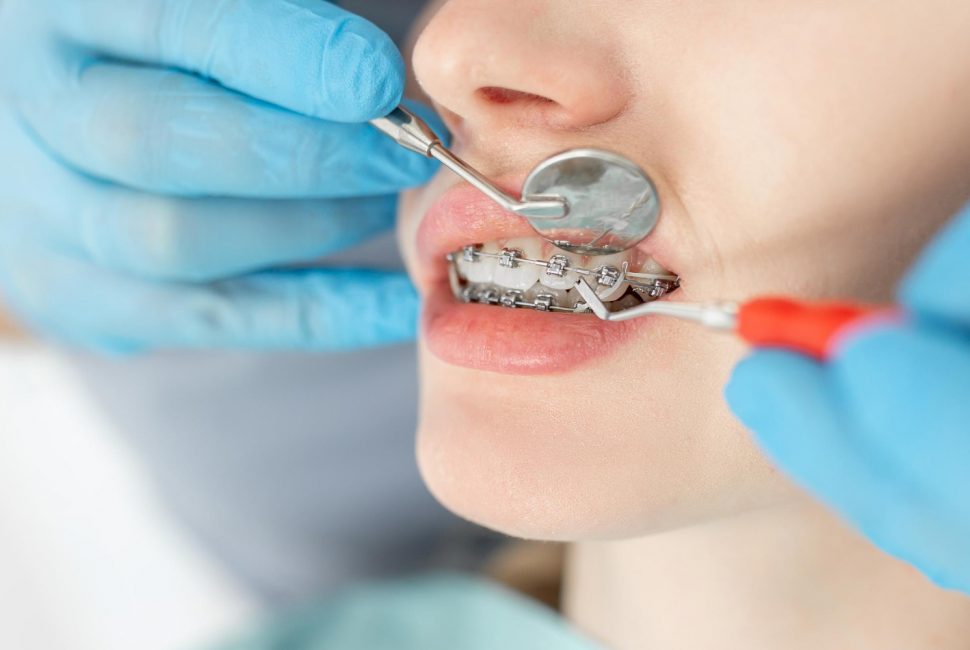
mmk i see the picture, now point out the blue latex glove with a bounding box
[0,0,439,352]
[726,202,970,593]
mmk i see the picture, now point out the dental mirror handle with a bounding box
[576,279,887,360]
[369,105,441,156]
[370,107,568,219]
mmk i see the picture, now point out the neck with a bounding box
[564,500,970,650]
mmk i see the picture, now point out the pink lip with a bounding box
[416,182,677,375]
[416,183,535,288]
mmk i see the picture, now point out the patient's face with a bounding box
[397,0,970,540]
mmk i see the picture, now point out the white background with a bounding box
[0,342,258,650]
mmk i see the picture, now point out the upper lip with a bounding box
[416,177,537,289]
[415,176,680,292]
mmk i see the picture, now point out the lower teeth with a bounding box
[447,246,679,315]
[459,285,582,313]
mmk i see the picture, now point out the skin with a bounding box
[399,0,970,647]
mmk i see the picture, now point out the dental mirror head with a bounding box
[520,148,661,256]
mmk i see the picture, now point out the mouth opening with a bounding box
[446,237,680,315]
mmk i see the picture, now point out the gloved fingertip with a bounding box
[830,318,906,362]
[898,200,970,324]
[724,355,770,428]
[358,34,407,118]
[831,322,948,411]
[727,351,871,505]
[312,270,420,349]
[826,310,905,360]
[725,350,810,429]
[368,275,421,343]
[321,19,406,121]
[925,569,970,596]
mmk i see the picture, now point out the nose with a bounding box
[412,0,631,136]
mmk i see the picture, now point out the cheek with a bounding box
[396,189,422,275]
[415,321,796,541]
[397,171,453,281]
[624,3,970,304]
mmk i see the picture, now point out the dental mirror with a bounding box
[521,148,661,256]
[372,107,662,256]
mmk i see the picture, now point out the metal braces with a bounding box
[456,284,593,313]
[446,246,681,314]
[454,245,679,294]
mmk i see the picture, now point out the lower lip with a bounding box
[422,281,646,375]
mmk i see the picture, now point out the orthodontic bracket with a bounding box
[596,265,622,288]
[532,294,554,312]
[545,254,570,278]
[499,290,522,308]
[499,248,523,269]
[462,245,481,263]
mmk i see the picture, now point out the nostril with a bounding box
[478,87,557,108]
[475,86,570,128]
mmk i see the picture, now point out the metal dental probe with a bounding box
[574,278,888,361]
[371,106,663,255]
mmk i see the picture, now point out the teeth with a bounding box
[596,272,629,301]
[457,242,498,284]
[593,253,630,301]
[565,287,586,311]
[525,284,574,309]
[639,256,669,276]
[539,251,582,291]
[448,239,680,315]
[492,238,542,291]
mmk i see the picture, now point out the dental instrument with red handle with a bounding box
[574,279,887,361]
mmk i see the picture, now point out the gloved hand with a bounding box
[726,202,970,593]
[0,0,439,352]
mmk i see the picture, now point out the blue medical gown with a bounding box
[210,574,601,650]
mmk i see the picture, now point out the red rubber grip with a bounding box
[737,298,876,360]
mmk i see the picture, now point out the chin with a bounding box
[414,331,797,542]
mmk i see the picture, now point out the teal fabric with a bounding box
[726,201,970,594]
[209,573,602,650]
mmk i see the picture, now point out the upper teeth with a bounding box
[492,238,542,291]
[449,237,679,313]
